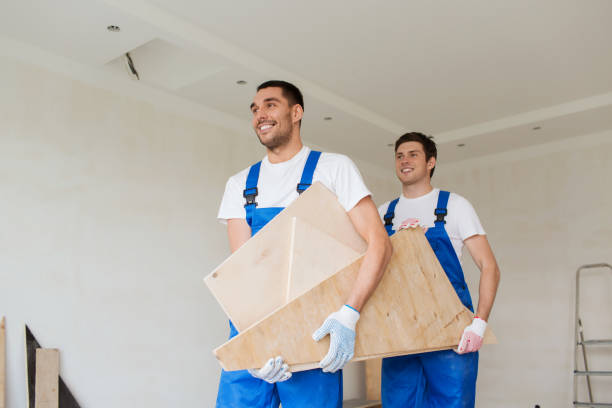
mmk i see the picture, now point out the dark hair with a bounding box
[394,132,437,177]
[257,80,304,111]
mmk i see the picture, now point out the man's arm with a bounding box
[312,195,392,372]
[463,234,500,321]
[226,218,251,253]
[345,196,393,311]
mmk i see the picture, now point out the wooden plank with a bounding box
[204,182,367,332]
[213,228,497,371]
[287,217,361,302]
[365,358,382,401]
[0,317,5,408]
[25,326,80,408]
[35,349,59,408]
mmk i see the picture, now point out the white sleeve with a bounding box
[453,195,486,240]
[331,155,372,212]
[217,176,246,224]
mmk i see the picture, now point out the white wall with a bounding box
[0,57,399,407]
[434,132,612,407]
[3,55,612,408]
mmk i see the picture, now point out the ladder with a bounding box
[573,263,612,407]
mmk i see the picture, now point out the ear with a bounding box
[427,156,436,170]
[292,104,303,124]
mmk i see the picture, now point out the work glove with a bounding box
[399,218,428,233]
[248,356,292,383]
[456,316,487,354]
[312,305,360,373]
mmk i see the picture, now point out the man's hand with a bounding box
[248,356,292,383]
[312,305,360,373]
[456,317,487,354]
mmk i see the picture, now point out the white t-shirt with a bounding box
[218,146,371,222]
[377,188,485,262]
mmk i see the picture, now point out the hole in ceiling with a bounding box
[236,80,247,85]
[107,25,120,32]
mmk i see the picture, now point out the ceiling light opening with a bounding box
[323,117,333,121]
[107,25,121,32]
[236,80,247,85]
[457,143,466,147]
[532,126,542,130]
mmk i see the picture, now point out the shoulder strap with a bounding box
[384,198,399,235]
[243,161,262,227]
[434,190,450,225]
[296,150,322,194]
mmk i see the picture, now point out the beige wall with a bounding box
[0,57,395,407]
[434,132,612,407]
[2,55,611,407]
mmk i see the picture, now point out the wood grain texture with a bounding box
[35,349,59,408]
[0,317,5,408]
[214,228,496,371]
[287,217,361,302]
[365,358,382,401]
[204,182,367,332]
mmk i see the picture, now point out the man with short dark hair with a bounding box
[215,80,392,407]
[378,132,500,408]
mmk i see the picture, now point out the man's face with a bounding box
[395,141,435,185]
[250,87,299,150]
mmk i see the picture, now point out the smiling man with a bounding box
[378,132,500,408]
[216,80,392,407]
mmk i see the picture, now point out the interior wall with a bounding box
[0,57,397,407]
[433,131,612,407]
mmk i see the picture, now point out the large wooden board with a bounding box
[204,182,367,332]
[214,228,496,371]
[35,349,59,408]
[0,317,5,408]
[287,217,361,302]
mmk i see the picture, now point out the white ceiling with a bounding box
[1,0,611,168]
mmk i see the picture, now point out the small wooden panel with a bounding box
[287,218,361,302]
[214,228,497,371]
[365,358,382,401]
[35,349,59,408]
[204,182,367,332]
[0,317,5,408]
[25,326,81,408]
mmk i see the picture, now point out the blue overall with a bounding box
[216,150,343,408]
[380,191,479,408]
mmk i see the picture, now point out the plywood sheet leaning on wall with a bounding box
[25,326,81,408]
[204,182,367,332]
[214,228,497,371]
[35,349,59,408]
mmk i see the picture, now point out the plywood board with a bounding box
[25,326,80,408]
[365,358,382,401]
[287,217,361,302]
[214,228,496,371]
[0,317,5,408]
[35,349,59,408]
[204,182,367,332]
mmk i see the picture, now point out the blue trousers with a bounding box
[381,350,478,408]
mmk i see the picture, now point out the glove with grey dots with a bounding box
[312,305,360,373]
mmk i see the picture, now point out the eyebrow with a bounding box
[397,150,421,155]
[250,97,282,110]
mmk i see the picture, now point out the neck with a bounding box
[267,131,303,163]
[401,179,433,199]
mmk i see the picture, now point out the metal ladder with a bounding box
[573,263,612,407]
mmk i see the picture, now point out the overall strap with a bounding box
[243,161,262,227]
[384,198,399,235]
[296,150,322,194]
[434,190,450,225]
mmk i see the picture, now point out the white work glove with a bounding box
[312,305,360,373]
[456,317,487,354]
[248,356,292,383]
